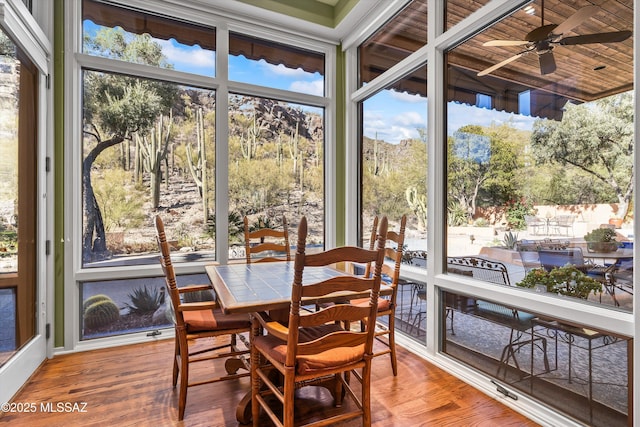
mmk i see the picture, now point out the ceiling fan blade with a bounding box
[483,40,529,47]
[477,53,525,76]
[538,51,556,75]
[560,30,632,46]
[552,5,599,36]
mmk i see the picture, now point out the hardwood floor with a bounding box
[0,338,539,426]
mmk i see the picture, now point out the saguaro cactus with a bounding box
[370,133,388,176]
[288,121,299,174]
[186,108,209,222]
[240,114,264,160]
[276,134,284,167]
[406,186,427,230]
[139,112,173,208]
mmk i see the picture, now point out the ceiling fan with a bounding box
[477,1,632,77]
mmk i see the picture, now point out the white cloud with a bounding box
[158,40,215,69]
[259,61,311,78]
[393,111,424,127]
[363,108,423,144]
[447,102,537,135]
[389,90,425,103]
[289,80,324,96]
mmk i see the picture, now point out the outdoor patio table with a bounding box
[204,261,392,423]
[581,247,633,264]
[530,318,631,424]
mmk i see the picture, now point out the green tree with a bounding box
[82,28,178,261]
[448,123,523,223]
[480,122,527,206]
[531,92,633,219]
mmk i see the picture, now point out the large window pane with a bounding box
[82,70,215,267]
[228,94,324,256]
[442,290,631,426]
[445,1,633,425]
[0,25,38,367]
[360,65,427,339]
[445,0,634,312]
[445,0,491,30]
[0,33,19,274]
[359,0,427,87]
[82,0,216,77]
[361,66,427,252]
[229,32,324,96]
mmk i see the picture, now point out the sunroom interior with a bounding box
[0,0,637,426]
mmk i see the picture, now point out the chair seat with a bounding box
[254,323,364,375]
[351,296,391,312]
[183,308,250,333]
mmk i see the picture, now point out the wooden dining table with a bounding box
[204,260,391,423]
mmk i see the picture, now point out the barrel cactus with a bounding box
[83,297,120,329]
[82,294,113,311]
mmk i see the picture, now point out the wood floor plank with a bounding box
[0,338,539,426]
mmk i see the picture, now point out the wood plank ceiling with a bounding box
[359,0,632,113]
[452,0,633,103]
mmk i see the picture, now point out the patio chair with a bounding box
[611,261,633,297]
[609,241,633,302]
[244,215,290,263]
[155,215,251,421]
[519,250,542,273]
[537,247,605,276]
[524,215,546,235]
[250,215,388,427]
[549,215,575,236]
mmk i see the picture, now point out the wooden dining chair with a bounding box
[155,215,251,421]
[244,215,290,263]
[250,215,388,427]
[353,214,407,376]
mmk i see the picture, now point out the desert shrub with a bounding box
[93,168,145,231]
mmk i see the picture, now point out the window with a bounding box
[476,93,491,109]
[445,0,491,29]
[444,1,633,425]
[229,32,324,96]
[81,70,216,267]
[518,90,530,116]
[73,1,330,342]
[360,66,427,252]
[227,94,324,257]
[358,0,427,87]
[80,274,209,340]
[83,0,215,77]
[351,0,634,424]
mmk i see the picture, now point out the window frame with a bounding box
[64,0,336,351]
[345,0,638,424]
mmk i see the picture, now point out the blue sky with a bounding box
[363,89,538,145]
[85,22,538,145]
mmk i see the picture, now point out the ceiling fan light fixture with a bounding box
[524,5,535,15]
[477,3,631,77]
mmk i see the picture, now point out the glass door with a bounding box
[0,0,50,404]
